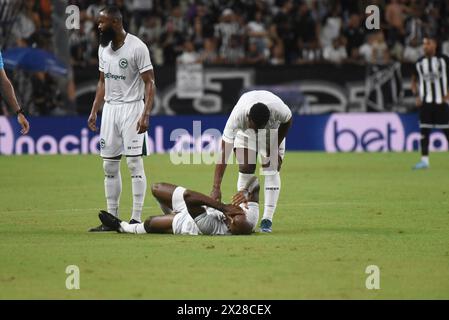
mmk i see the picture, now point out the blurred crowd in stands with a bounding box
[2,0,449,115]
[65,0,449,67]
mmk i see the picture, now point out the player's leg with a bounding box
[123,101,149,223]
[99,210,174,234]
[103,157,123,217]
[259,138,285,232]
[90,104,123,232]
[151,182,178,210]
[143,215,175,234]
[235,147,257,192]
[235,130,258,194]
[414,104,432,169]
[126,156,147,223]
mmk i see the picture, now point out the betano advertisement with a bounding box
[0,114,447,155]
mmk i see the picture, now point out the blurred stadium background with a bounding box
[1,0,449,299]
[1,0,449,155]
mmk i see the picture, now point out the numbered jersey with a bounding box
[99,33,153,104]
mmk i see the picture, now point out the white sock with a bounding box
[421,156,429,165]
[119,221,147,234]
[103,160,122,218]
[263,172,281,221]
[237,172,255,191]
[127,157,147,222]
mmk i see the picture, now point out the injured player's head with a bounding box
[229,214,253,235]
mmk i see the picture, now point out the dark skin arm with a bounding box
[88,72,105,132]
[210,139,234,201]
[184,189,244,220]
[0,69,30,134]
[276,117,292,170]
[137,69,156,134]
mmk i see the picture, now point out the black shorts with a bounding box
[419,103,449,129]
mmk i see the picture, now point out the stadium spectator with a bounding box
[404,4,427,48]
[137,15,163,65]
[295,38,323,64]
[323,36,348,64]
[160,20,184,65]
[403,37,424,62]
[246,42,267,65]
[177,39,201,65]
[222,34,245,65]
[359,32,391,65]
[246,10,269,59]
[10,0,40,47]
[320,3,343,49]
[270,0,296,63]
[385,0,407,46]
[270,41,285,66]
[200,38,220,65]
[343,13,366,61]
[214,9,241,58]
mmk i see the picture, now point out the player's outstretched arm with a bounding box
[211,139,234,201]
[137,69,155,134]
[88,72,105,132]
[0,69,29,135]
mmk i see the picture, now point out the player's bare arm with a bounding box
[88,71,105,132]
[0,69,30,135]
[276,117,292,170]
[137,69,155,134]
[211,139,234,201]
[183,188,244,219]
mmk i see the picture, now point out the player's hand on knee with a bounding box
[88,113,98,132]
[232,191,248,208]
[210,187,222,201]
[137,115,149,134]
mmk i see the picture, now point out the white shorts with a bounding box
[171,187,200,235]
[100,101,149,158]
[234,130,285,175]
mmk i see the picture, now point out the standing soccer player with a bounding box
[0,50,30,135]
[88,6,155,231]
[411,36,449,169]
[210,90,292,233]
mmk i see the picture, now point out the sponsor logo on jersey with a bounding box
[105,73,126,80]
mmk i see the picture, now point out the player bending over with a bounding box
[211,90,292,233]
[98,178,260,236]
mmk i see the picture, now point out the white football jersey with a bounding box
[99,33,153,104]
[222,90,292,144]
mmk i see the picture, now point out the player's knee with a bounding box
[126,157,143,173]
[183,189,193,202]
[103,160,120,175]
[151,183,162,196]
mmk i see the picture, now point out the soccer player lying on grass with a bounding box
[98,178,260,236]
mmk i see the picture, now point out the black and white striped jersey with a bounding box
[414,54,449,104]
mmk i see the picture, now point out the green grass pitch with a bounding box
[1,152,449,299]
